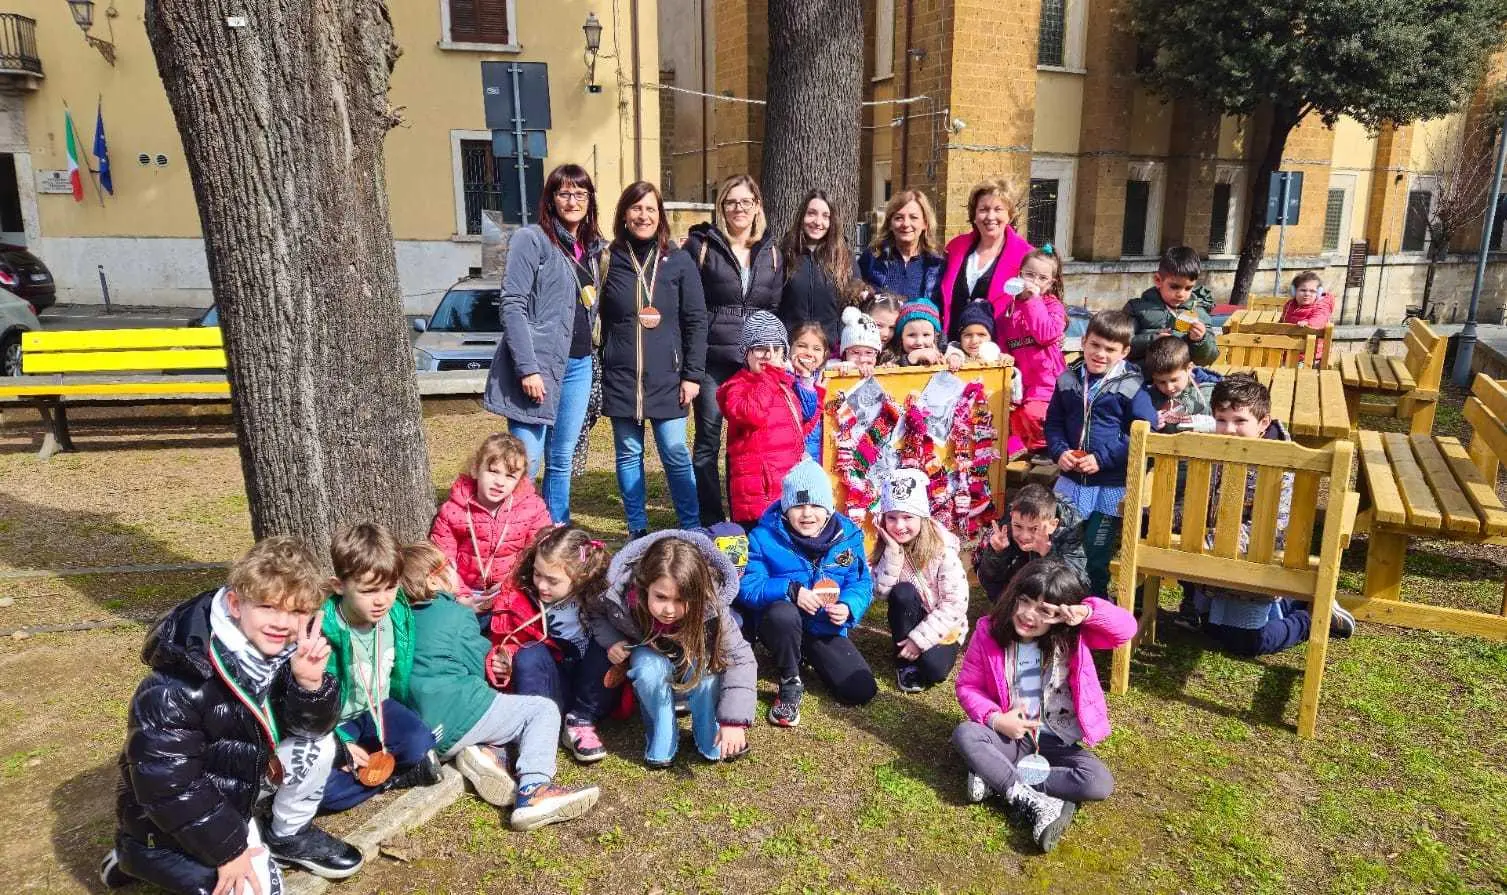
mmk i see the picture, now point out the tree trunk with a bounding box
[1420,236,1447,317]
[1231,108,1301,305]
[147,0,433,562]
[761,0,863,234]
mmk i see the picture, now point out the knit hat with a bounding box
[780,458,835,513]
[839,306,883,354]
[896,300,942,337]
[880,468,931,518]
[740,310,788,354]
[957,300,997,339]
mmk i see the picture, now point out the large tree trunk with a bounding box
[761,0,863,234]
[1231,107,1301,305]
[147,0,433,561]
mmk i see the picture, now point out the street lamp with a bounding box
[583,12,603,94]
[66,0,117,66]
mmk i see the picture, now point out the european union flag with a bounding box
[93,100,112,195]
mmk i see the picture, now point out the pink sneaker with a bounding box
[562,719,607,763]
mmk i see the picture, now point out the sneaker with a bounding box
[1329,603,1356,638]
[99,849,131,889]
[264,823,364,879]
[896,665,924,694]
[964,772,990,804]
[386,749,443,791]
[1005,782,1075,854]
[766,676,803,727]
[455,745,517,806]
[562,718,607,763]
[510,782,601,831]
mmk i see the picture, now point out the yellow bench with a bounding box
[1110,420,1358,738]
[1338,318,1445,435]
[1352,373,1507,640]
[0,327,487,458]
[1215,330,1317,369]
[1244,294,1289,311]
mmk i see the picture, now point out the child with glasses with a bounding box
[717,311,813,529]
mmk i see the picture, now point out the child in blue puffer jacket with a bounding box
[740,460,878,726]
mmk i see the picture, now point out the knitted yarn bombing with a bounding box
[832,391,902,523]
[947,381,1000,542]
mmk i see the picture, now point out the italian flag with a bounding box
[64,107,83,201]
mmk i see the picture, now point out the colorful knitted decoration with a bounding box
[895,392,952,519]
[948,380,1000,542]
[832,391,901,523]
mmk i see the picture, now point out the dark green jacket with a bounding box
[321,594,416,743]
[1123,286,1219,366]
[407,594,498,755]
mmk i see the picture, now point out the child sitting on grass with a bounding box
[1141,335,1217,434]
[100,538,363,894]
[973,483,1090,601]
[952,559,1135,854]
[403,541,601,831]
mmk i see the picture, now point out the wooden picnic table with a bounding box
[1337,351,1417,395]
[1207,365,1351,444]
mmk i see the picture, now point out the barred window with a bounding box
[1402,190,1432,252]
[1209,183,1232,254]
[1028,178,1060,246]
[1038,0,1066,67]
[1321,189,1346,252]
[1123,180,1151,256]
[460,140,505,235]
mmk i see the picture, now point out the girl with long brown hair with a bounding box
[777,189,857,350]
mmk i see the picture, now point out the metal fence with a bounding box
[0,15,42,76]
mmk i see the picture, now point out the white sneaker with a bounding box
[964,772,990,804]
[1006,782,1076,853]
[510,783,601,831]
[455,745,517,807]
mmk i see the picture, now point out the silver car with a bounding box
[0,286,42,376]
[411,278,503,372]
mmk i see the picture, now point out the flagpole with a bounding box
[64,100,105,207]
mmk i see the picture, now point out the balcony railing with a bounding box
[0,15,42,78]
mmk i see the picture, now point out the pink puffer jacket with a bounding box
[1281,291,1335,364]
[429,475,553,596]
[954,597,1135,747]
[937,227,1035,337]
[871,520,970,651]
[997,292,1067,403]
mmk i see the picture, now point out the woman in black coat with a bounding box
[599,181,709,538]
[777,188,858,350]
[681,173,783,525]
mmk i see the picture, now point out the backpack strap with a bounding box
[698,239,709,270]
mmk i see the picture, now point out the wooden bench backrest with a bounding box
[1464,373,1507,483]
[1246,294,1288,311]
[20,328,227,375]
[1119,420,1354,603]
[1216,331,1317,369]
[1403,317,1447,395]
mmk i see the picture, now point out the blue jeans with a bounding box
[610,415,700,532]
[509,354,593,524]
[628,646,722,764]
[509,639,621,722]
[319,698,436,813]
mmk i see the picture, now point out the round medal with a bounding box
[266,756,284,786]
[580,284,597,308]
[356,749,396,787]
[603,662,628,689]
[638,306,662,329]
[813,578,841,606]
[1016,752,1051,786]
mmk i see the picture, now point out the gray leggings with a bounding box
[446,693,560,790]
[951,721,1115,803]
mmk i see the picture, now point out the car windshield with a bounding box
[428,288,502,332]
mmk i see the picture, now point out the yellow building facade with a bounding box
[1,0,659,310]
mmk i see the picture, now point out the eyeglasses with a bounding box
[722,199,757,211]
[747,345,782,356]
[555,190,591,203]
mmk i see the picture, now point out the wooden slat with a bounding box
[1269,367,1297,428]
[1463,398,1507,482]
[1355,353,1380,389]
[1339,353,1360,385]
[1247,467,1285,563]
[21,327,224,352]
[1292,370,1323,436]
[1373,354,1399,391]
[22,348,227,374]
[1409,435,1481,533]
[0,379,230,398]
[1143,430,1335,471]
[1387,357,1417,392]
[1212,463,1249,557]
[1357,430,1408,525]
[1384,432,1443,529]
[1340,596,1507,641]
[1284,471,1321,569]
[1181,458,1214,555]
[1137,545,1318,597]
[1147,457,1178,548]
[1436,436,1507,536]
[1317,369,1351,437]
[1472,373,1507,424]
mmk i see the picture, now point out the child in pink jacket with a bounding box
[950,558,1135,853]
[871,470,971,694]
[998,248,1067,456]
[1281,270,1334,365]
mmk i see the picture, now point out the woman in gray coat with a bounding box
[483,164,605,524]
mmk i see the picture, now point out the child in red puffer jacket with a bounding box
[429,433,553,613]
[1281,270,1335,365]
[718,311,812,529]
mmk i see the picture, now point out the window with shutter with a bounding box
[449,0,511,45]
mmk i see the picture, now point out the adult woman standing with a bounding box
[484,163,605,524]
[682,175,783,525]
[857,189,945,301]
[777,189,856,350]
[937,180,1035,342]
[599,181,708,539]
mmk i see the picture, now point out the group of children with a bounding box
[104,247,1351,892]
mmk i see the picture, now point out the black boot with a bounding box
[385,749,443,791]
[265,823,364,879]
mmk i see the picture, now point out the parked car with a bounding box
[0,287,42,376]
[411,279,502,372]
[0,245,56,311]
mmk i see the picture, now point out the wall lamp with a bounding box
[66,0,117,66]
[583,12,603,94]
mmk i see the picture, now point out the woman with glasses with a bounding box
[681,174,783,525]
[598,181,708,539]
[857,189,945,303]
[483,164,605,524]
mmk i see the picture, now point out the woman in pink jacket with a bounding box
[935,180,1035,342]
[951,559,1135,854]
[999,247,1068,455]
[1282,270,1335,365]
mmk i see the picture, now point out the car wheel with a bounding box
[1,332,20,376]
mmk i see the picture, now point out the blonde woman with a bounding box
[938,180,1035,341]
[858,189,945,302]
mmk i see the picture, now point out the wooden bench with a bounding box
[1222,308,1334,368]
[1351,373,1507,640]
[1110,420,1358,738]
[1207,365,1351,446]
[1338,318,1445,435]
[0,327,487,458]
[1215,331,1317,369]
[1244,294,1289,311]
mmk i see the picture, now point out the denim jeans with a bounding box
[319,699,436,813]
[627,646,722,764]
[508,353,593,524]
[691,363,737,525]
[509,639,621,722]
[610,415,701,532]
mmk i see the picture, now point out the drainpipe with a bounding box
[898,0,915,187]
[700,0,710,200]
[630,0,644,181]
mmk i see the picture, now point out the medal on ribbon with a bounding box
[208,642,285,785]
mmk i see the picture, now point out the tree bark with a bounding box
[1421,237,1447,317]
[761,0,863,233]
[147,0,433,562]
[1231,107,1301,305]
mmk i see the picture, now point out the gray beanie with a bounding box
[741,310,788,354]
